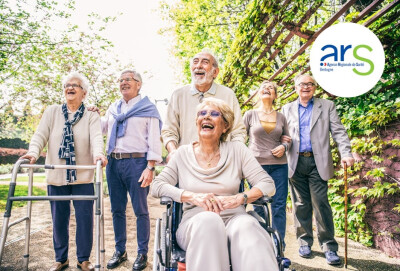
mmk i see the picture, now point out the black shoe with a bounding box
[132,254,147,270]
[299,245,312,258]
[107,251,127,269]
[325,251,341,265]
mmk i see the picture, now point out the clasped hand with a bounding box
[188,193,243,214]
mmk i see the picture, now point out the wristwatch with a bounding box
[147,165,155,171]
[242,193,248,205]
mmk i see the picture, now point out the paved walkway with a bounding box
[0,186,399,270]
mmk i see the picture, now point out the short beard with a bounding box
[192,67,215,86]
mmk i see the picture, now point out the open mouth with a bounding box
[67,90,76,95]
[121,85,130,90]
[194,69,206,77]
[201,123,214,130]
[262,90,271,95]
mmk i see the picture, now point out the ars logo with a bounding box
[310,23,385,97]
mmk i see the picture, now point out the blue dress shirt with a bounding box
[298,98,314,152]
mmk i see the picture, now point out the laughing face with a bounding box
[119,72,142,102]
[196,104,228,141]
[258,82,277,102]
[64,78,86,103]
[190,53,219,88]
[295,75,316,103]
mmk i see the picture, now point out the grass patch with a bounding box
[0,185,47,212]
[0,176,47,183]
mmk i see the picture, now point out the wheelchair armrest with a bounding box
[252,196,273,205]
[160,196,173,206]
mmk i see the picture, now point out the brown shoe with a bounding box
[48,259,69,271]
[77,261,94,271]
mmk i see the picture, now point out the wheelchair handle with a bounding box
[160,196,173,206]
[252,196,273,205]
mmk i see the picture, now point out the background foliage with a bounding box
[0,0,125,141]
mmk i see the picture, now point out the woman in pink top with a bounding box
[243,80,291,247]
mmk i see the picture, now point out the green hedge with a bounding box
[0,138,29,149]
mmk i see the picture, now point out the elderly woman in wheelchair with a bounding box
[152,97,280,271]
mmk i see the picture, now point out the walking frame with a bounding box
[0,159,106,271]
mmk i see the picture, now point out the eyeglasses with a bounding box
[119,77,139,83]
[64,84,82,89]
[297,82,316,88]
[197,110,222,118]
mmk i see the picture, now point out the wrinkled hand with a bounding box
[20,154,36,164]
[139,168,154,188]
[189,193,224,214]
[271,145,285,158]
[216,195,243,210]
[87,106,100,114]
[280,135,291,144]
[341,157,355,168]
[94,155,108,167]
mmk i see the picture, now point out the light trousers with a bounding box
[176,206,279,271]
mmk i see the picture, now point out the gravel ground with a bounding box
[0,190,399,271]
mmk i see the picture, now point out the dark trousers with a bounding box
[254,164,288,246]
[289,156,338,252]
[106,157,150,255]
[48,183,94,263]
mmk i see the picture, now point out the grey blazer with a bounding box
[281,98,352,181]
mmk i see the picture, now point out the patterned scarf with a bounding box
[58,103,85,183]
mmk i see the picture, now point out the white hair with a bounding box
[62,72,90,99]
[195,49,219,68]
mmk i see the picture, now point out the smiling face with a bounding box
[295,75,316,103]
[64,78,86,103]
[196,104,228,142]
[119,72,142,102]
[258,82,277,102]
[190,52,219,90]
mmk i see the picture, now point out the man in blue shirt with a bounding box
[282,74,354,265]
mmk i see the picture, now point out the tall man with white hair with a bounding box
[101,70,162,270]
[282,73,354,265]
[162,50,247,159]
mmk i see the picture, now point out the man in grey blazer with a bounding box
[282,74,354,265]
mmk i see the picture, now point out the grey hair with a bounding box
[194,49,219,68]
[120,69,142,90]
[196,97,234,142]
[62,72,90,99]
[121,69,142,82]
[294,73,318,86]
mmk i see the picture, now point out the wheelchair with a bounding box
[153,193,293,271]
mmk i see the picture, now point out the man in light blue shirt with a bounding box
[282,74,354,266]
[298,98,313,153]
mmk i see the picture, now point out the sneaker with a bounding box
[325,250,341,265]
[299,245,312,258]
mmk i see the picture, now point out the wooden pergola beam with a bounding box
[242,0,358,106]
[364,0,400,27]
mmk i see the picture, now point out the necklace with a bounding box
[261,108,274,115]
[204,149,219,167]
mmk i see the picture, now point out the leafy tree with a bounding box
[0,0,124,140]
[159,0,250,83]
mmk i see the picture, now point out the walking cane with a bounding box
[344,163,348,268]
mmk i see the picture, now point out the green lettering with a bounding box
[353,44,374,76]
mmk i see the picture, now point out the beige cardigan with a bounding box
[26,105,104,186]
[151,141,276,213]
